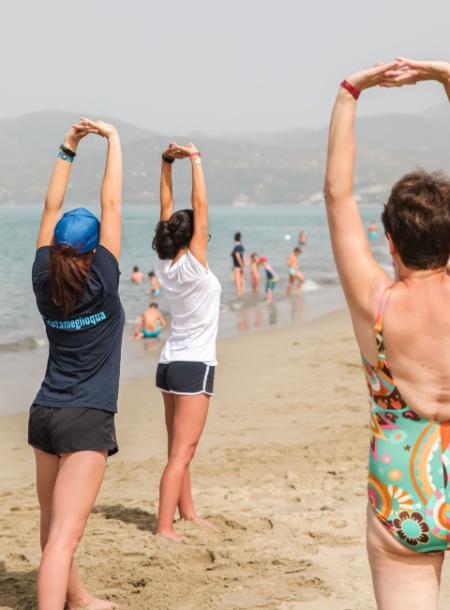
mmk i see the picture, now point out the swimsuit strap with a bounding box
[374,288,393,360]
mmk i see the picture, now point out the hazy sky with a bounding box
[2,0,448,134]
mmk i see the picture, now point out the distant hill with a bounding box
[422,103,449,125]
[0,108,448,205]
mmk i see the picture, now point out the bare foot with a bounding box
[68,597,119,610]
[156,529,184,543]
[181,515,218,531]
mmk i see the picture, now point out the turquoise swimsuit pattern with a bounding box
[364,289,450,552]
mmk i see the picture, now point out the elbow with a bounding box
[323,178,336,203]
[323,178,349,205]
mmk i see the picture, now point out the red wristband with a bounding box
[340,79,361,100]
[189,151,201,158]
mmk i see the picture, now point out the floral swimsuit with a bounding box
[364,289,450,552]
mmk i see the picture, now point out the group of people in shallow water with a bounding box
[26,56,450,610]
[232,232,306,302]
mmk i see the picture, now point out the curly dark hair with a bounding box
[152,209,194,260]
[382,169,450,270]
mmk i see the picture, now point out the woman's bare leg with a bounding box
[157,393,209,540]
[36,451,100,608]
[367,505,444,610]
[37,450,107,610]
[163,393,204,523]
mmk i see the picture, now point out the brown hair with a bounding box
[49,245,94,317]
[382,170,450,270]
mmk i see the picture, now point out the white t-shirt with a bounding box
[155,251,222,365]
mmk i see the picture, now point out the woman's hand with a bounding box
[79,117,119,140]
[162,142,181,162]
[344,61,400,92]
[173,143,200,159]
[63,123,92,152]
[380,58,450,87]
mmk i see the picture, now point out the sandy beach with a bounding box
[2,309,450,610]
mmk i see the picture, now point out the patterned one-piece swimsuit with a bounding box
[364,289,450,552]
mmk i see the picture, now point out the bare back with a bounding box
[288,252,298,269]
[142,308,162,332]
[362,273,450,420]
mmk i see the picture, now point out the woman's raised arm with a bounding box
[180,143,209,267]
[324,63,397,320]
[160,144,177,221]
[80,118,123,260]
[36,123,91,249]
[381,58,450,102]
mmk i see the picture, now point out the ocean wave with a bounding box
[302,279,321,292]
[0,336,47,353]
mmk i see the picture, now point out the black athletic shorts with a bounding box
[156,361,215,396]
[28,405,118,457]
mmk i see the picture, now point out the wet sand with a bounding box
[2,309,450,609]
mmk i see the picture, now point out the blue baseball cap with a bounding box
[54,208,100,254]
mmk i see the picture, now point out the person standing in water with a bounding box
[152,142,221,541]
[231,232,246,298]
[29,118,123,610]
[325,58,450,610]
[287,247,304,295]
[259,256,278,303]
[250,252,260,295]
[298,230,308,247]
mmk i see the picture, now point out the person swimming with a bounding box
[147,270,161,296]
[131,265,144,284]
[134,302,166,339]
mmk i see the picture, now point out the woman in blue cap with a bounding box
[30,117,123,610]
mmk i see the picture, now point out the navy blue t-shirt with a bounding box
[32,245,125,412]
[231,244,245,268]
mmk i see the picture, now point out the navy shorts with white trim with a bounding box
[156,361,215,396]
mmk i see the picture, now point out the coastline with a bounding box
[3,308,449,609]
[0,284,345,416]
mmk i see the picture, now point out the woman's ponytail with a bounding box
[152,209,194,260]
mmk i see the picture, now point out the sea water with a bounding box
[0,203,390,414]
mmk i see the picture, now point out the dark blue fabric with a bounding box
[231,244,245,268]
[32,245,125,412]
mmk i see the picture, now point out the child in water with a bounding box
[250,252,260,294]
[258,256,279,303]
[134,303,166,339]
[147,271,161,296]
